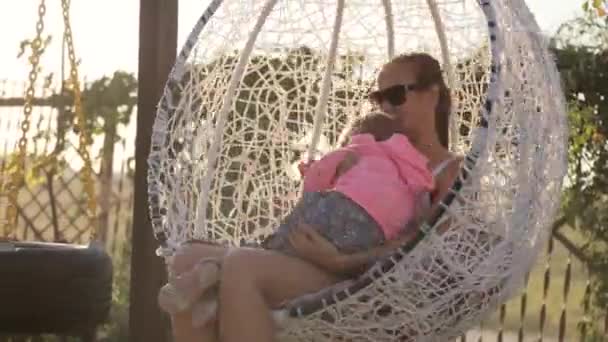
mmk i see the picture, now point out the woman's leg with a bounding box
[218,247,341,342]
[172,307,218,342]
[170,242,229,275]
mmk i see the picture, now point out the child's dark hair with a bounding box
[338,112,404,147]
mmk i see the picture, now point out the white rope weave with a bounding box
[147,0,568,340]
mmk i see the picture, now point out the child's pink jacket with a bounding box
[302,133,434,239]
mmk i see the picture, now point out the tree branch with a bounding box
[550,213,608,276]
[551,216,567,233]
[553,229,591,265]
[552,229,605,276]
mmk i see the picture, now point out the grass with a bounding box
[479,227,593,341]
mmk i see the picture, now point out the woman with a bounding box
[169,52,462,342]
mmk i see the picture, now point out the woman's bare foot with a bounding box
[158,259,220,314]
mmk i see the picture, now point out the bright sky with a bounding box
[0,0,583,82]
[0,0,584,170]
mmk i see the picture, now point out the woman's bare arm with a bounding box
[291,228,417,276]
[326,232,415,275]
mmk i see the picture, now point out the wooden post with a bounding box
[130,1,178,341]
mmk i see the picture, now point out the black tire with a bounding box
[0,241,113,335]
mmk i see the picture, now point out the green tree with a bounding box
[549,14,608,338]
[35,71,137,242]
[81,71,137,242]
[581,0,607,18]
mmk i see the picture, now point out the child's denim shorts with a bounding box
[262,191,386,257]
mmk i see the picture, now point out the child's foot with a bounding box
[191,297,218,328]
[158,259,220,314]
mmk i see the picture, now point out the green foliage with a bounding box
[81,71,137,142]
[17,35,53,59]
[98,242,131,341]
[30,71,138,165]
[558,5,607,52]
[552,12,608,336]
[581,0,607,17]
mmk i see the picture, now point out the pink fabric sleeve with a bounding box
[302,149,351,192]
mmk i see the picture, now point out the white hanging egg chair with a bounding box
[147,0,568,340]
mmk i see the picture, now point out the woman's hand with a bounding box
[297,159,316,177]
[288,223,343,272]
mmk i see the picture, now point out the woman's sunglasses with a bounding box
[368,84,420,107]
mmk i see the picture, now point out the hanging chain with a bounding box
[2,0,47,239]
[60,0,99,241]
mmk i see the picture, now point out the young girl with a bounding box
[159,111,435,320]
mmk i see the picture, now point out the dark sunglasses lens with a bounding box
[369,91,382,104]
[385,85,406,106]
[368,85,407,106]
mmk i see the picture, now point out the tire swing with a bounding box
[148,0,568,340]
[0,0,112,338]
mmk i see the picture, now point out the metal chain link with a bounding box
[60,0,99,241]
[2,0,47,238]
